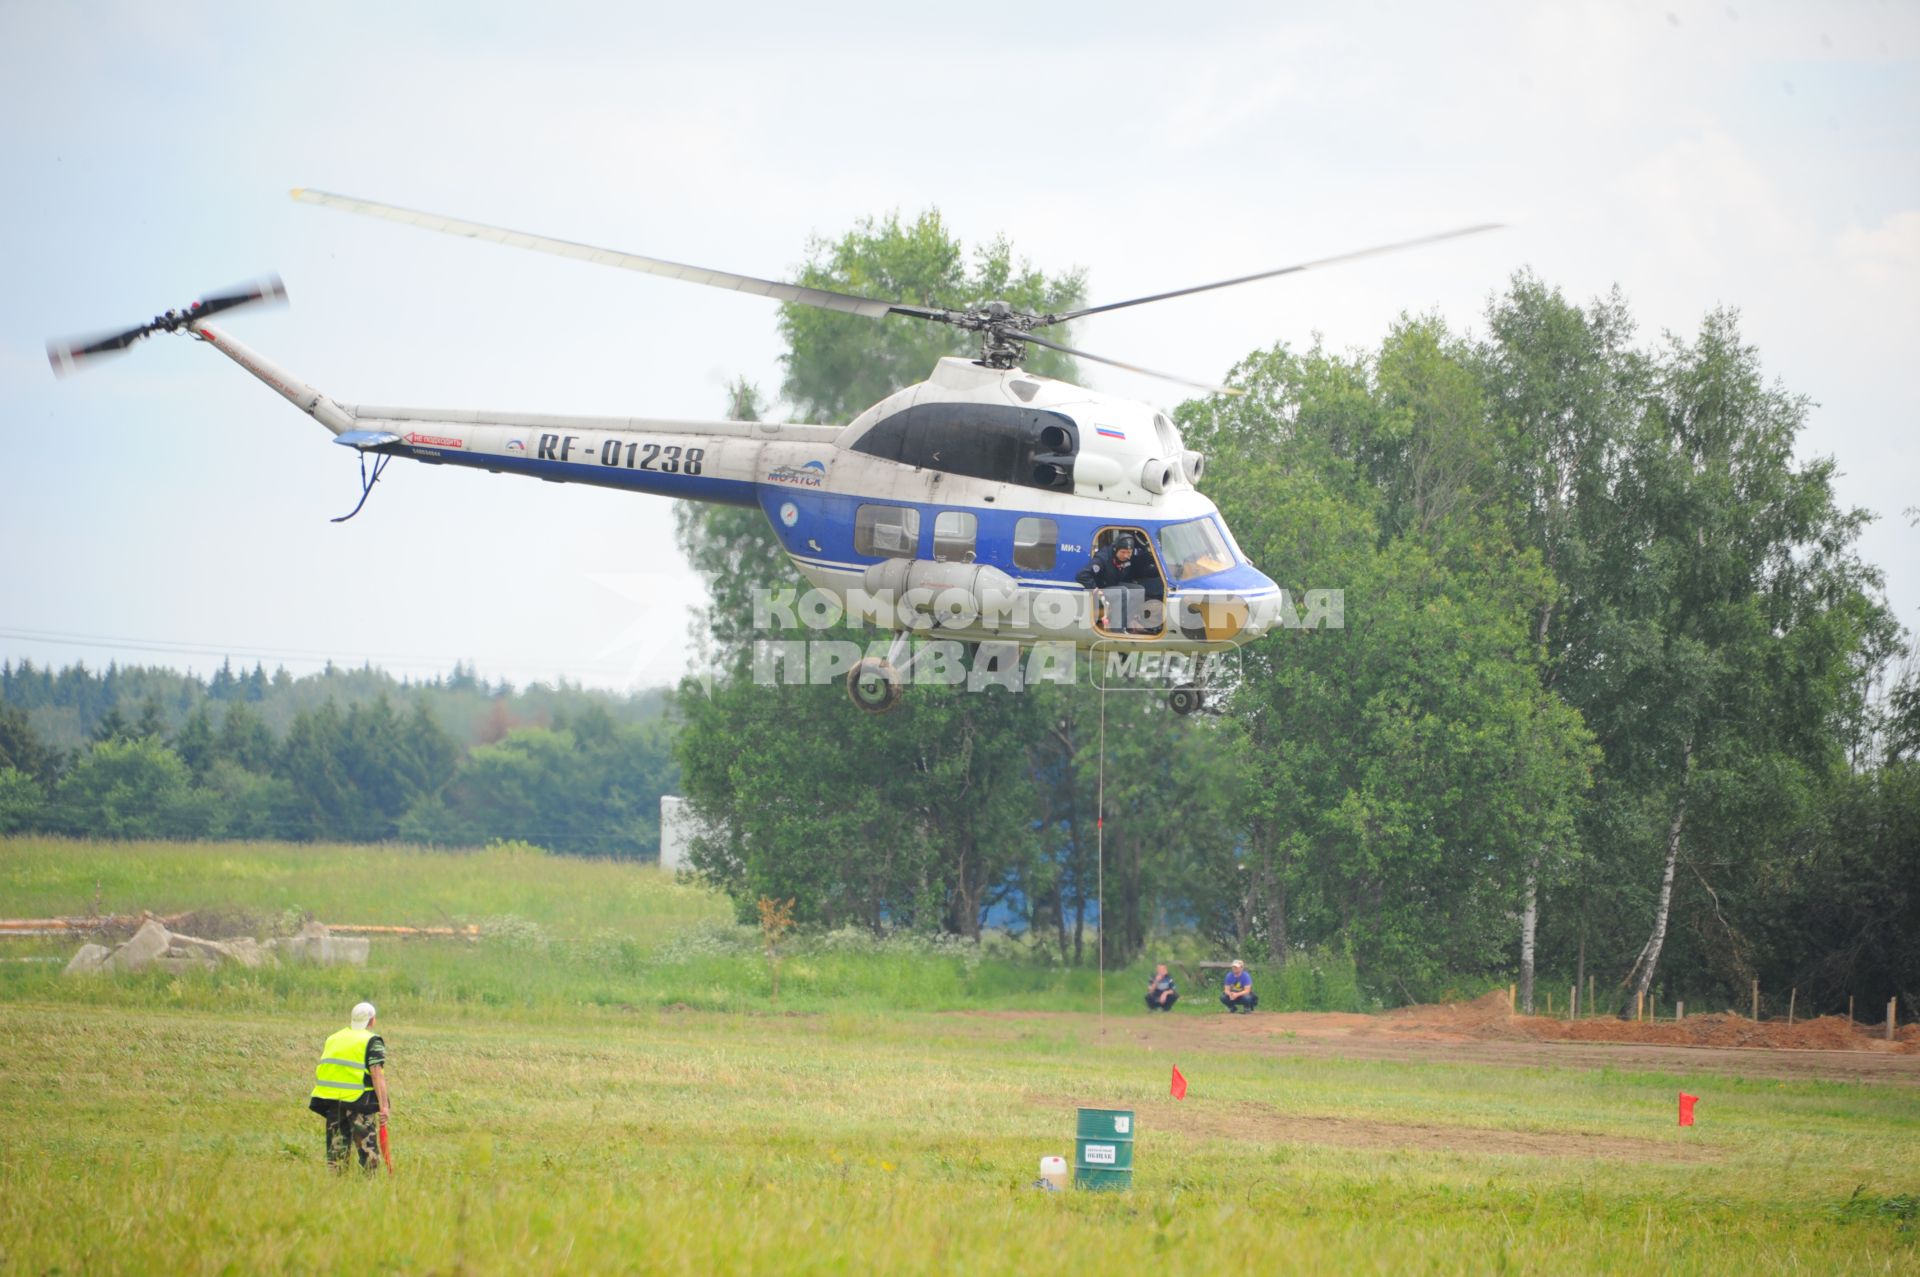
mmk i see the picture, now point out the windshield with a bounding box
[1158,516,1235,582]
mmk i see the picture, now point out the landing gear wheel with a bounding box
[1167,684,1206,717]
[847,657,904,714]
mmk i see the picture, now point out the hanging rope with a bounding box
[1096,680,1107,1033]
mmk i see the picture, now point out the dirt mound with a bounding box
[1513,1012,1911,1053]
[1365,992,1913,1054]
[1383,988,1514,1030]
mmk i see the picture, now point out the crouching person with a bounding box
[309,1000,390,1173]
[1145,963,1179,1012]
[1220,959,1258,1013]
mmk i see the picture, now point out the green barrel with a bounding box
[1074,1107,1134,1191]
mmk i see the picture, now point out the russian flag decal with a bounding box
[1096,427,1126,440]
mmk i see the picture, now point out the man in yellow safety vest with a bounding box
[308,1000,390,1172]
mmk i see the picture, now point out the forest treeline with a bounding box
[0,661,676,857]
[673,214,1919,1015]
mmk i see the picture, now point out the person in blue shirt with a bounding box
[1220,959,1258,1013]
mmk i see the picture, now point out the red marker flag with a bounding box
[1171,1065,1188,1100]
[1678,1093,1699,1127]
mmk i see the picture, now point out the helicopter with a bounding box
[48,191,1496,714]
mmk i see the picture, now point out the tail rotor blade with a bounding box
[47,274,288,378]
[47,325,153,377]
[192,274,287,320]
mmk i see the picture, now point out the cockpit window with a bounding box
[849,403,1078,491]
[1158,517,1235,582]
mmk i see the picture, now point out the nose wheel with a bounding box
[1167,683,1208,716]
[847,657,904,714]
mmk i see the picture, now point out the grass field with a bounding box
[2,837,1915,1274]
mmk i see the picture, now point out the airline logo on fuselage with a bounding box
[767,459,827,488]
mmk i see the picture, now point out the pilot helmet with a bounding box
[1111,532,1139,554]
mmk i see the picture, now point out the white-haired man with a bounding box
[308,1000,390,1172]
[1219,959,1258,1013]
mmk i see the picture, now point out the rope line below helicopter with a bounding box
[331,450,393,523]
[1097,679,1107,1033]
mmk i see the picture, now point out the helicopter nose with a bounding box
[1182,570,1283,644]
[1232,569,1287,642]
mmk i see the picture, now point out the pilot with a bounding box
[1075,532,1163,633]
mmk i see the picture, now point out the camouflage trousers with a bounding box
[320,1102,381,1173]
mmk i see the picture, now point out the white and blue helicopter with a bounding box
[49,192,1493,713]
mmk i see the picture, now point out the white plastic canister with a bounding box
[1039,1155,1069,1191]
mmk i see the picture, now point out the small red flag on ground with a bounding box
[1171,1065,1188,1100]
[1678,1093,1699,1127]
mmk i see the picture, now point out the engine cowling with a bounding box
[1139,457,1179,494]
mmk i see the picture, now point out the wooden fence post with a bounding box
[1509,983,1516,1014]
[1588,975,1595,1019]
[1677,1000,1685,1022]
[1751,979,1760,1021]
[1890,999,1899,1043]
[1635,991,1644,1023]
[1569,985,1577,1021]
[1847,995,1854,1023]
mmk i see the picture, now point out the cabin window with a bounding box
[1013,516,1058,570]
[855,504,921,559]
[933,511,977,562]
[1159,516,1234,582]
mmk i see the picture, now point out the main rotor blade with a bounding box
[292,189,931,322]
[1015,330,1241,397]
[1034,223,1503,327]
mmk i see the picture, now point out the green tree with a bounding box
[400,713,674,858]
[217,702,277,773]
[0,767,45,834]
[1476,276,1646,1010]
[172,705,218,781]
[52,738,219,839]
[1579,311,1896,1008]
[89,704,132,745]
[1178,333,1595,992]
[0,703,60,782]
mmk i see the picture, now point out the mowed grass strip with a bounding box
[0,835,728,939]
[2,1002,1915,1275]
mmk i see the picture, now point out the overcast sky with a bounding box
[3,1,1914,691]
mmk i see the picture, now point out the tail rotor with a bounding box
[48,275,286,377]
